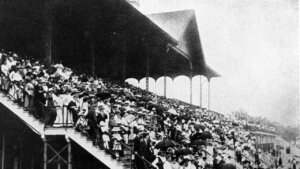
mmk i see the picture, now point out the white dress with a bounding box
[60,94,74,126]
[52,94,64,127]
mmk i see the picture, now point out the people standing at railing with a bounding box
[67,92,80,126]
[254,150,260,167]
[24,77,35,110]
[45,93,58,126]
[1,59,10,90]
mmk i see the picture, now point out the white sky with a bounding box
[126,0,299,125]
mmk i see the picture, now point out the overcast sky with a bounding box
[127,0,299,125]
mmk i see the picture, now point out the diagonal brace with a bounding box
[47,144,68,164]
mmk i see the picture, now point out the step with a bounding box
[67,129,128,169]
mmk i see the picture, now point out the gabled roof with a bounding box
[147,10,220,78]
[147,10,194,42]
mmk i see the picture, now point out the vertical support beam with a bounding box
[146,53,149,91]
[1,132,5,169]
[121,37,127,83]
[163,45,169,98]
[208,78,211,110]
[122,51,127,83]
[30,152,34,169]
[44,1,52,66]
[42,136,47,169]
[19,134,22,169]
[190,72,193,104]
[199,76,202,107]
[87,4,96,77]
[90,38,95,77]
[66,137,72,169]
[163,76,167,97]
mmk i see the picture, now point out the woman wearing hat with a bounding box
[24,77,34,110]
[1,59,10,90]
[111,127,122,159]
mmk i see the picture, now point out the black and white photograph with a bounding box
[0,0,299,169]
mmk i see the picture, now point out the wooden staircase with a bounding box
[0,91,131,169]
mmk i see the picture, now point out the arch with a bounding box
[139,77,156,93]
[125,78,139,87]
[173,75,190,103]
[156,76,173,98]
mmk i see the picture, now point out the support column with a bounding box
[164,76,167,97]
[122,52,127,83]
[42,136,47,169]
[90,38,95,77]
[1,132,5,169]
[146,53,149,91]
[163,45,169,98]
[57,162,61,169]
[190,72,193,104]
[66,137,72,169]
[30,152,34,169]
[208,78,211,110]
[44,1,53,66]
[199,76,202,107]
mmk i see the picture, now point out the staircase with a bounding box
[0,92,44,134]
[66,129,128,169]
[0,91,130,169]
[120,142,134,168]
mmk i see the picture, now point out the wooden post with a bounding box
[122,53,126,83]
[208,78,211,110]
[67,138,72,169]
[164,76,167,97]
[146,53,149,91]
[163,45,169,97]
[44,1,52,66]
[57,161,61,169]
[190,72,193,104]
[200,76,202,107]
[90,38,95,77]
[121,39,127,83]
[43,137,47,169]
[1,132,5,169]
[31,152,34,169]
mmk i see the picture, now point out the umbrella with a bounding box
[155,140,178,150]
[96,92,111,100]
[156,106,168,114]
[178,115,191,121]
[232,122,239,126]
[137,101,146,107]
[214,128,222,134]
[140,96,152,102]
[202,131,213,140]
[194,124,205,131]
[190,140,206,146]
[219,163,236,169]
[126,95,137,101]
[107,88,120,94]
[190,133,203,141]
[175,148,193,156]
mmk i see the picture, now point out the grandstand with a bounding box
[0,0,289,169]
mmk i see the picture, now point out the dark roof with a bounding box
[0,0,220,79]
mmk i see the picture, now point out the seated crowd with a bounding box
[0,50,269,169]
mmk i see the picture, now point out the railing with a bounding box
[77,126,157,169]
[107,132,157,169]
[0,77,74,129]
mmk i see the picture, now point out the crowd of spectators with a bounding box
[0,49,276,169]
